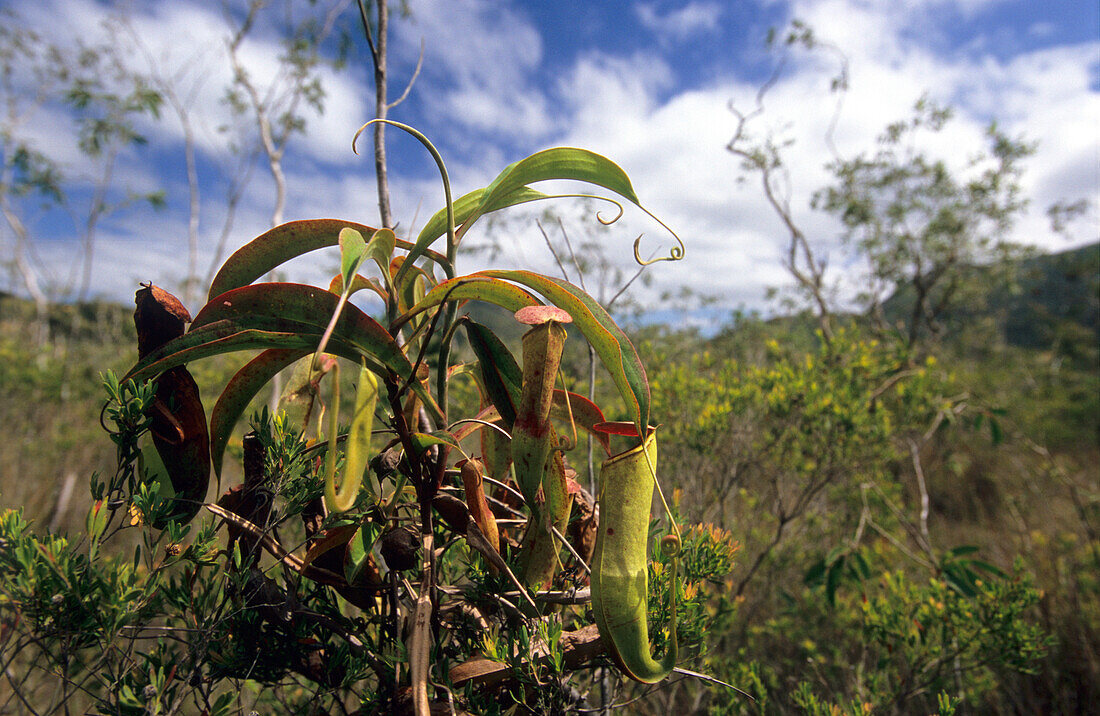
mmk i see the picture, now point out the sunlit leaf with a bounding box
[409,430,461,456]
[339,227,368,290]
[409,271,648,434]
[399,186,549,288]
[480,270,649,435]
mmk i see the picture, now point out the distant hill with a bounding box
[881,243,1099,349]
[1003,243,1099,348]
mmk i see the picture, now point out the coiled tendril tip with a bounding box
[633,207,686,266]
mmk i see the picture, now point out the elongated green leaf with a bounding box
[463,320,522,429]
[468,148,641,236]
[124,322,321,385]
[196,284,443,422]
[483,147,638,205]
[401,150,646,290]
[210,348,309,480]
[194,283,402,370]
[399,186,549,289]
[208,219,449,301]
[126,286,443,423]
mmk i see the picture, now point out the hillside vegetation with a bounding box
[1,242,1096,713]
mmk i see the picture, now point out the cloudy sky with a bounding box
[3,0,1097,324]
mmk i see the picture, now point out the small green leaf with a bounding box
[365,227,397,281]
[339,227,368,290]
[345,520,384,586]
[409,430,461,455]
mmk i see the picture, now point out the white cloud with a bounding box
[393,0,553,141]
[635,2,724,42]
[535,0,1100,316]
[4,0,1096,318]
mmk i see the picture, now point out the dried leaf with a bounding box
[134,283,191,358]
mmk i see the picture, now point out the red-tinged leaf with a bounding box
[299,524,360,573]
[123,321,321,385]
[193,283,443,421]
[593,421,641,437]
[194,283,404,367]
[328,272,387,301]
[210,348,309,481]
[397,276,540,330]
[208,219,449,302]
[480,271,649,436]
[552,390,610,455]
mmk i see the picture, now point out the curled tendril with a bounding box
[552,194,625,225]
[353,118,457,271]
[492,192,625,227]
[595,204,625,225]
[633,207,686,266]
[446,417,512,441]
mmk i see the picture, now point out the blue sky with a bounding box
[2,0,1097,323]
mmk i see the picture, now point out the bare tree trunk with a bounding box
[363,0,422,232]
[182,117,201,307]
[1,189,50,344]
[76,146,119,303]
[371,0,393,228]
